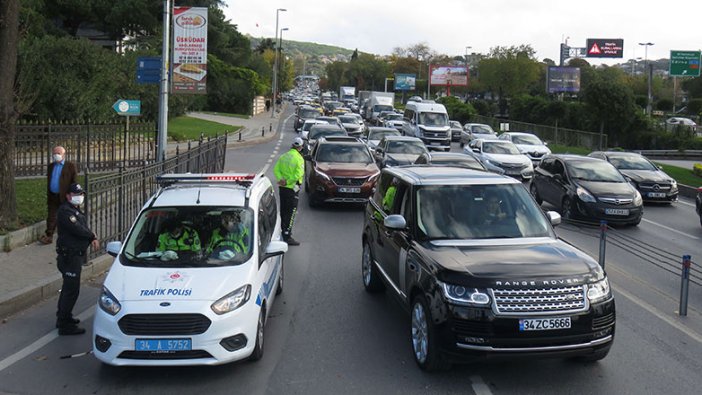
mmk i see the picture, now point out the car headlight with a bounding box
[633,190,643,206]
[368,172,381,183]
[587,278,611,303]
[99,287,122,316]
[211,284,251,315]
[576,186,596,203]
[439,282,491,306]
[315,169,331,181]
[670,179,678,189]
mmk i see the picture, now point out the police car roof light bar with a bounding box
[156,173,256,187]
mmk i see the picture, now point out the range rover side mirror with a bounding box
[106,241,122,257]
[384,214,407,230]
[546,211,561,226]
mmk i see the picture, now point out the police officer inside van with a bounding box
[157,218,201,254]
[206,210,250,259]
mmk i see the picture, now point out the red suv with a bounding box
[305,137,380,207]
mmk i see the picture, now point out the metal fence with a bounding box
[472,115,607,151]
[14,121,156,176]
[84,133,228,260]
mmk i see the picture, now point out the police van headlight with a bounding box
[587,278,611,303]
[439,281,490,306]
[211,285,251,315]
[99,287,122,316]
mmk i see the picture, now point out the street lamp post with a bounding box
[639,42,654,116]
[271,8,286,117]
[277,27,289,100]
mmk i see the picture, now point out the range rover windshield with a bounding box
[121,207,254,267]
[416,184,553,240]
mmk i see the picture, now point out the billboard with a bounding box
[429,65,468,86]
[586,39,624,58]
[394,73,416,91]
[547,67,581,93]
[173,7,208,94]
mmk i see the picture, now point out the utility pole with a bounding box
[271,8,286,118]
[639,42,654,116]
[157,0,172,162]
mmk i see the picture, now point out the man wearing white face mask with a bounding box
[206,210,250,258]
[40,145,78,245]
[55,183,99,335]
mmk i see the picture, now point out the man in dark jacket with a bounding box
[40,145,78,245]
[55,183,98,335]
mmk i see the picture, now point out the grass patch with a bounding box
[654,163,702,187]
[547,144,591,156]
[168,116,242,141]
[199,111,249,119]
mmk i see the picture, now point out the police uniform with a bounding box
[206,226,250,256]
[157,225,201,252]
[55,183,96,334]
[274,138,305,245]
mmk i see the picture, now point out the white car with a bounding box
[464,139,534,182]
[498,132,551,165]
[300,119,326,140]
[93,173,287,366]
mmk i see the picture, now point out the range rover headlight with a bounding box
[587,278,611,303]
[439,282,490,306]
[211,284,251,315]
[99,287,122,316]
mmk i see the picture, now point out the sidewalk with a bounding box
[0,105,288,319]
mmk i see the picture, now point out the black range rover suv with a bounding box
[362,166,615,371]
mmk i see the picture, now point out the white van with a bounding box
[401,101,451,151]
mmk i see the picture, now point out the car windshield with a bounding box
[299,109,319,118]
[303,121,323,131]
[368,130,400,140]
[121,207,254,267]
[419,112,448,127]
[373,105,393,113]
[316,144,373,163]
[568,160,625,182]
[512,134,543,145]
[338,115,360,124]
[433,157,485,171]
[309,127,345,140]
[416,184,553,240]
[471,125,495,134]
[483,141,521,155]
[387,141,427,154]
[385,114,403,121]
[607,155,657,171]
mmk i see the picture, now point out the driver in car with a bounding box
[157,219,202,259]
[206,211,250,259]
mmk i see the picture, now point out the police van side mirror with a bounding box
[262,240,288,262]
[106,241,122,257]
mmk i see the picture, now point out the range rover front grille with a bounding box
[491,285,587,315]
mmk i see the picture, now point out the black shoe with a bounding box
[285,237,300,246]
[58,325,86,336]
[56,317,80,328]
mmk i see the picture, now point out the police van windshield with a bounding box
[121,207,254,267]
[415,184,553,240]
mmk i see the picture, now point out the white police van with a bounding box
[93,173,287,366]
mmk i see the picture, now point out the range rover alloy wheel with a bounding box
[362,242,385,292]
[411,295,450,371]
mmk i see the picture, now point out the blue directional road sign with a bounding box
[112,100,141,116]
[137,56,161,84]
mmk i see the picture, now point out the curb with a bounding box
[0,254,113,319]
[0,221,47,252]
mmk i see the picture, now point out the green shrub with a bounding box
[694,163,702,178]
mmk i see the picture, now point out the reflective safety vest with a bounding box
[206,227,250,255]
[157,226,201,252]
[274,148,304,189]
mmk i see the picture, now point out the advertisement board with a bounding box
[547,67,581,93]
[586,39,624,58]
[394,74,416,91]
[173,7,208,94]
[429,65,468,86]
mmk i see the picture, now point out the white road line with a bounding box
[470,375,493,395]
[0,306,95,372]
[261,164,271,174]
[677,200,695,208]
[614,286,702,344]
[641,218,699,240]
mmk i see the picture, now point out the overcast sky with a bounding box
[224,0,701,64]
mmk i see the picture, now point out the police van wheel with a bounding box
[275,258,284,295]
[248,308,266,361]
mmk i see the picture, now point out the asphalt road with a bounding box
[1,107,701,394]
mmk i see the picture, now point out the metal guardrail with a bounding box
[636,150,702,160]
[472,115,607,151]
[84,134,228,260]
[14,122,156,176]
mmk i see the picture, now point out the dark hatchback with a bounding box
[305,136,380,207]
[588,151,678,203]
[373,136,428,169]
[362,167,615,371]
[531,155,643,226]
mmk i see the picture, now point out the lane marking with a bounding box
[470,375,493,395]
[0,306,94,372]
[261,164,271,174]
[613,285,702,345]
[676,200,695,208]
[641,218,699,240]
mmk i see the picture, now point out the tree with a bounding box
[477,45,542,100]
[582,67,638,147]
[0,0,20,229]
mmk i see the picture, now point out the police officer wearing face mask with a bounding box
[206,211,250,257]
[55,183,99,335]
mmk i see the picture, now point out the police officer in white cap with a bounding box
[273,137,305,245]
